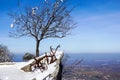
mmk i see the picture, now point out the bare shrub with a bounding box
[0,44,13,62]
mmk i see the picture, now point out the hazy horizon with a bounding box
[13,52,120,62]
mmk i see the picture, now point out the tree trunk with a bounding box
[36,40,40,57]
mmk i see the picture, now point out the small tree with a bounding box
[23,53,35,61]
[9,0,75,57]
[0,44,13,62]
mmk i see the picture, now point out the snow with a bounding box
[44,0,63,2]
[13,20,16,23]
[61,0,63,2]
[32,7,38,15]
[0,51,63,80]
[10,23,14,28]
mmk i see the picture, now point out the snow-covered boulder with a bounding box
[0,51,64,80]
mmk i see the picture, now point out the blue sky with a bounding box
[0,0,120,54]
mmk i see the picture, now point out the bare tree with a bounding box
[0,44,14,62]
[9,0,75,57]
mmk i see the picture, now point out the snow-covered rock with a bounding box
[0,51,63,80]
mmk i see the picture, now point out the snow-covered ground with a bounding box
[0,51,63,80]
